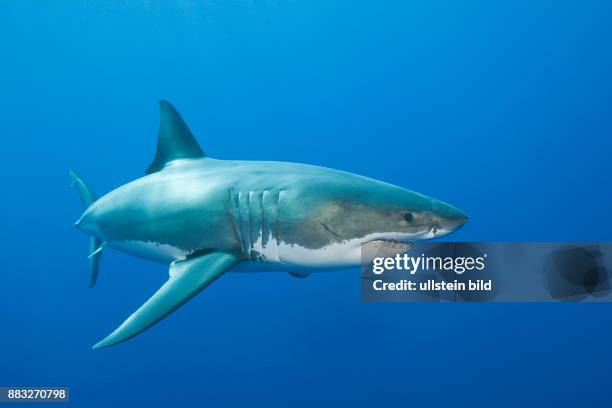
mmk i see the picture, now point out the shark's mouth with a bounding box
[368,226,447,244]
[365,226,443,251]
[368,239,412,253]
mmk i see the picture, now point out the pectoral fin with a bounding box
[93,251,239,349]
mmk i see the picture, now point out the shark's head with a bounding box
[278,171,468,266]
[318,176,467,243]
[350,179,469,244]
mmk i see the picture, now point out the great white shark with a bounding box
[71,100,468,349]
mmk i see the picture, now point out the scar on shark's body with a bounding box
[71,100,468,349]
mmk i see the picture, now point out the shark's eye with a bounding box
[403,212,414,223]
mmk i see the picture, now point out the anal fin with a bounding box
[88,238,103,288]
[93,251,239,349]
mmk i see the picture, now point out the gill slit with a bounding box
[230,188,282,261]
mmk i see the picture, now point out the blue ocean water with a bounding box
[1,1,611,406]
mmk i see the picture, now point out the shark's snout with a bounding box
[430,206,468,238]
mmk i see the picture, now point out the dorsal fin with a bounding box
[146,100,205,174]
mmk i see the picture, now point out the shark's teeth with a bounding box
[370,239,412,251]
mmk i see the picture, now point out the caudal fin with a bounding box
[69,169,104,288]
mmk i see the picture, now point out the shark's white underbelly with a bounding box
[277,240,362,269]
[109,240,189,264]
[109,237,363,272]
[109,232,411,273]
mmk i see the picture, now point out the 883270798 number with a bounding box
[1,387,69,403]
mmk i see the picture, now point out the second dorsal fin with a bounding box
[145,100,205,174]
